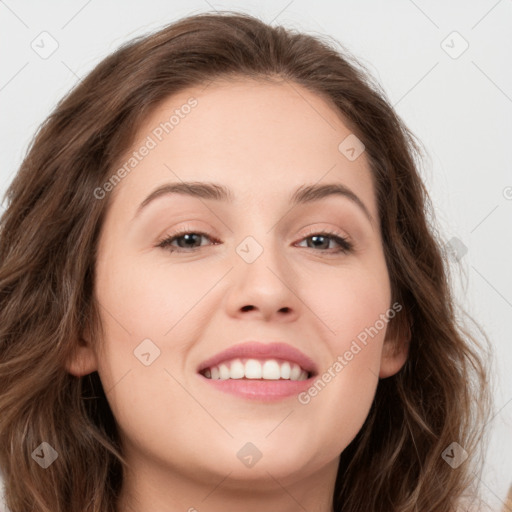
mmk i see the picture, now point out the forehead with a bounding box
[108,78,377,221]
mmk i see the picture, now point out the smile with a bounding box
[200,357,310,381]
[197,341,317,401]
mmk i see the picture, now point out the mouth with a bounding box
[199,357,312,381]
[196,341,317,401]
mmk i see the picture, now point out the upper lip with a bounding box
[197,341,318,375]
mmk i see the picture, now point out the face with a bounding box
[68,78,407,496]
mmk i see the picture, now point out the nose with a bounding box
[223,236,302,323]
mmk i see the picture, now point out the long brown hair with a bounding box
[0,11,492,512]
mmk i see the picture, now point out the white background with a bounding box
[1,1,511,510]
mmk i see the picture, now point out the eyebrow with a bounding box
[133,181,373,225]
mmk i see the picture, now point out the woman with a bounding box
[0,11,492,512]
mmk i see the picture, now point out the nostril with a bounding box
[241,305,255,312]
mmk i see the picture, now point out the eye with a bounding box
[296,230,353,254]
[156,228,353,254]
[156,229,218,253]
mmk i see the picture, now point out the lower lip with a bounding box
[199,375,314,401]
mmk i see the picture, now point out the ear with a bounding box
[65,334,99,377]
[379,320,410,379]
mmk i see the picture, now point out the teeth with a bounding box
[280,361,291,379]
[230,359,245,379]
[203,358,309,381]
[245,359,262,379]
[290,363,302,381]
[219,363,230,380]
[262,360,280,380]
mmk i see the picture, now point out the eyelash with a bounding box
[156,227,353,255]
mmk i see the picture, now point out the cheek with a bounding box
[94,250,219,343]
[299,259,391,347]
[290,262,391,451]
[92,256,201,461]
[92,253,224,413]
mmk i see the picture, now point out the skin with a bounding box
[67,77,409,512]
